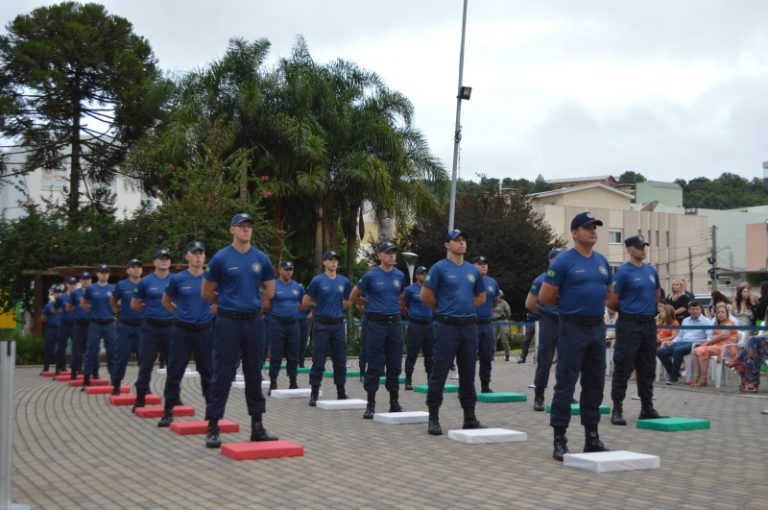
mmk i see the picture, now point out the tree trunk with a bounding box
[345,204,359,281]
[239,157,248,204]
[270,203,284,261]
[68,79,82,226]
[313,204,324,273]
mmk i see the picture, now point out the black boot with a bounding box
[533,387,545,412]
[462,407,484,429]
[70,369,78,380]
[363,391,376,419]
[336,384,348,400]
[428,405,442,436]
[516,357,526,364]
[250,414,278,441]
[80,374,91,392]
[309,385,319,407]
[158,406,173,428]
[289,376,298,389]
[404,372,413,391]
[610,401,627,426]
[205,417,221,448]
[111,379,121,396]
[638,399,667,420]
[481,381,493,394]
[553,427,570,461]
[131,390,146,413]
[389,389,403,412]
[268,376,277,396]
[583,424,610,453]
[505,354,510,362]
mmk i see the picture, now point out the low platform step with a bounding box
[316,399,367,410]
[270,388,320,399]
[545,403,610,415]
[170,419,239,435]
[68,379,109,387]
[448,428,527,444]
[262,363,287,370]
[636,417,710,432]
[156,367,167,374]
[563,450,660,472]
[413,384,459,394]
[378,376,406,384]
[134,405,196,418]
[183,369,200,379]
[235,374,244,382]
[40,371,57,377]
[477,392,527,403]
[373,411,429,424]
[55,374,82,382]
[297,367,311,374]
[231,380,270,390]
[84,386,130,395]
[108,394,161,406]
[221,440,304,461]
[232,381,245,389]
[323,369,360,378]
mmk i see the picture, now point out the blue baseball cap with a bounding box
[79,271,92,280]
[280,260,295,269]
[445,229,467,242]
[230,212,254,225]
[186,241,205,253]
[548,249,562,260]
[96,264,110,273]
[414,266,427,275]
[570,212,603,230]
[377,241,398,253]
[323,250,340,261]
[472,255,488,264]
[66,276,78,285]
[624,235,649,249]
[126,258,142,267]
[154,249,172,260]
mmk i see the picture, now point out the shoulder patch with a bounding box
[546,269,556,278]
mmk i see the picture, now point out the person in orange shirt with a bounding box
[691,304,737,387]
[656,303,679,347]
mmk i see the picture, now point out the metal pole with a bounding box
[0,340,31,510]
[448,0,469,232]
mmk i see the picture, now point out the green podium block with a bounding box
[636,417,710,432]
[545,403,610,415]
[477,392,527,403]
[262,364,287,370]
[413,384,459,393]
[379,376,406,384]
[297,367,311,374]
[323,369,360,378]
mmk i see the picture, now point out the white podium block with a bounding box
[183,369,200,379]
[156,368,167,375]
[236,374,244,382]
[270,388,320,399]
[449,374,460,380]
[527,384,536,389]
[232,381,245,389]
[232,379,270,390]
[762,409,768,415]
[563,451,660,473]
[262,380,270,389]
[447,428,527,444]
[316,399,368,410]
[373,411,429,424]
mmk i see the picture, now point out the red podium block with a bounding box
[68,378,109,387]
[40,371,56,377]
[84,386,130,395]
[170,419,239,435]
[108,394,162,406]
[55,374,83,382]
[221,440,304,461]
[134,405,196,418]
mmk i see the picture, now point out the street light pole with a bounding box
[448,0,470,232]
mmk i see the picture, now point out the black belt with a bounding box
[492,316,504,321]
[436,315,476,326]
[477,318,493,324]
[146,318,174,327]
[366,313,400,324]
[541,311,559,322]
[62,320,74,325]
[47,325,59,329]
[619,313,656,323]
[217,309,261,320]
[409,317,432,325]
[272,316,297,325]
[175,320,214,331]
[75,319,89,325]
[562,315,603,327]
[314,316,344,325]
[120,319,144,327]
[91,318,114,325]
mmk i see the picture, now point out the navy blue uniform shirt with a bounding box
[44,301,61,326]
[71,288,88,320]
[83,283,115,321]
[474,275,500,320]
[613,262,660,316]
[424,259,485,317]
[544,248,611,317]
[165,270,212,323]
[529,272,559,316]
[115,278,143,322]
[306,273,352,318]
[271,279,305,318]
[206,245,275,312]
[355,266,405,315]
[55,293,76,323]
[135,273,174,320]
[404,283,433,320]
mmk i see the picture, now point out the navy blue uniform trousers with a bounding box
[309,321,346,387]
[476,321,495,383]
[71,320,88,374]
[206,316,266,419]
[404,320,434,379]
[611,317,656,403]
[363,319,403,393]
[84,321,117,378]
[135,322,174,393]
[164,323,213,406]
[358,316,368,374]
[549,320,606,428]
[43,325,58,368]
[534,314,559,389]
[56,322,72,371]
[268,318,300,379]
[426,321,478,409]
[298,318,309,366]
[113,322,142,383]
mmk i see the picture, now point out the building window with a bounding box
[608,229,623,244]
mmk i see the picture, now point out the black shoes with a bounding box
[205,418,221,448]
[553,427,570,461]
[404,378,413,391]
[638,406,667,420]
[111,379,121,396]
[250,415,278,442]
[533,388,545,412]
[462,408,484,429]
[158,410,173,428]
[131,390,146,413]
[516,358,526,364]
[610,403,627,426]
[80,374,91,392]
[336,384,348,400]
[389,390,403,413]
[427,406,442,436]
[480,382,494,394]
[309,385,319,407]
[363,392,376,419]
[583,425,609,453]
[289,377,298,390]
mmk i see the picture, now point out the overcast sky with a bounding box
[3,0,768,184]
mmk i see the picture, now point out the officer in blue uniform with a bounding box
[300,250,353,406]
[524,249,562,411]
[158,241,215,427]
[297,307,311,368]
[42,286,63,373]
[55,277,78,375]
[264,260,304,393]
[607,235,665,425]
[401,266,434,391]
[538,212,612,461]
[472,256,500,393]
[68,272,92,379]
[202,213,278,447]
[131,249,175,411]
[350,241,406,418]
[80,264,117,389]
[421,229,486,435]
[110,259,144,395]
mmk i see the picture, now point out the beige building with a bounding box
[530,184,711,293]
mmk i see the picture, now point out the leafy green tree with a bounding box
[0,1,163,224]
[617,171,647,184]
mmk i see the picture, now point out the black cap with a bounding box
[153,249,172,260]
[280,260,295,269]
[570,212,603,230]
[323,250,340,261]
[66,276,78,285]
[52,285,63,293]
[445,229,467,242]
[377,241,398,253]
[127,259,142,267]
[414,266,427,275]
[472,256,488,264]
[96,264,110,273]
[186,241,205,253]
[79,271,92,280]
[230,212,254,225]
[624,235,649,249]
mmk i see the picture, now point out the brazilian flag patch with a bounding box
[546,269,556,278]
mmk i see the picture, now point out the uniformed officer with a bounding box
[110,259,144,395]
[264,260,304,393]
[80,264,117,389]
[42,285,63,373]
[524,249,562,411]
[68,271,92,379]
[300,250,353,406]
[401,265,434,391]
[131,249,175,411]
[202,213,278,447]
[297,307,311,368]
[350,241,406,419]
[607,235,665,425]
[158,241,215,427]
[472,256,500,393]
[54,277,78,375]
[421,229,486,435]
[538,212,612,461]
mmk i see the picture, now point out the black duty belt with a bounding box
[436,315,476,326]
[561,315,604,327]
[541,311,559,322]
[476,318,493,324]
[366,313,400,324]
[145,318,174,327]
[47,325,59,329]
[91,318,115,325]
[75,319,89,325]
[619,313,656,323]
[217,309,261,320]
[272,316,297,325]
[409,317,432,325]
[120,319,144,327]
[62,320,74,325]
[314,316,344,325]
[175,320,214,331]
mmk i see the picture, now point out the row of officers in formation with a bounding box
[40,210,665,461]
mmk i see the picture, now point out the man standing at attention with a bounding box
[607,235,666,425]
[110,259,144,395]
[203,213,278,447]
[472,255,500,393]
[421,229,486,436]
[401,265,434,390]
[538,212,612,461]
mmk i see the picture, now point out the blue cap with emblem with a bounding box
[127,258,141,267]
[96,263,110,273]
[570,212,603,230]
[377,241,398,253]
[280,260,295,269]
[230,212,254,225]
[624,235,649,248]
[153,248,172,260]
[66,276,78,284]
[186,241,205,253]
[445,229,467,242]
[323,250,340,261]
[414,265,427,275]
[79,271,92,280]
[471,255,488,264]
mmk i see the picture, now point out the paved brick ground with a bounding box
[7,356,768,509]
